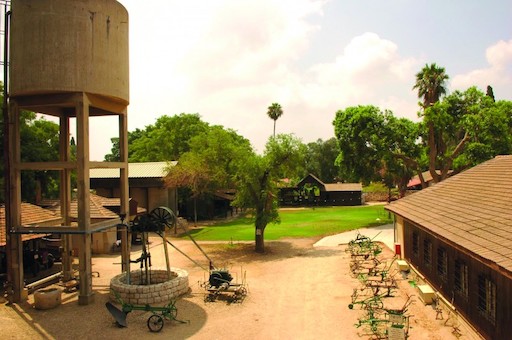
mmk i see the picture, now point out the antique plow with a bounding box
[106,290,187,332]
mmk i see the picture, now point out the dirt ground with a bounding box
[1,235,483,340]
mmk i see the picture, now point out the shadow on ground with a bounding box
[4,288,208,339]
[203,240,343,265]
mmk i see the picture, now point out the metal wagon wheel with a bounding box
[162,303,178,321]
[150,206,176,228]
[236,286,248,297]
[147,314,164,332]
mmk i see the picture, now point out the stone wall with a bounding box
[110,267,189,305]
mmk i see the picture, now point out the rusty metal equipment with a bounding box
[201,268,248,303]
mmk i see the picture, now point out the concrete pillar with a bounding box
[119,113,131,275]
[6,100,26,302]
[76,95,94,305]
[59,115,74,281]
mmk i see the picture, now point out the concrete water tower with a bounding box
[5,0,130,305]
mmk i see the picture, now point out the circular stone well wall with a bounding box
[110,267,189,305]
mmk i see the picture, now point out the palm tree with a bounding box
[413,63,450,183]
[413,63,449,108]
[267,103,283,137]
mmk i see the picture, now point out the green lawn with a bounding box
[180,205,391,241]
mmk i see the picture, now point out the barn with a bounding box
[385,155,512,340]
[279,174,362,207]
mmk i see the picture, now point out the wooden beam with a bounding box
[16,161,77,171]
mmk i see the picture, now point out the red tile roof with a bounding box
[44,194,120,219]
[407,170,453,188]
[0,203,60,246]
[386,155,512,275]
[1,194,141,247]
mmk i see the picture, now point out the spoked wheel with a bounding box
[150,207,176,228]
[163,306,178,320]
[204,293,216,303]
[232,286,247,303]
[235,286,247,298]
[147,314,164,332]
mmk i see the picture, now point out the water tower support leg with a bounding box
[78,233,94,305]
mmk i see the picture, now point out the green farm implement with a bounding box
[106,290,187,332]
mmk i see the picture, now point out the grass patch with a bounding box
[180,205,391,241]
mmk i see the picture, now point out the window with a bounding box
[478,275,496,323]
[412,232,419,257]
[437,247,448,280]
[454,259,468,298]
[423,239,432,267]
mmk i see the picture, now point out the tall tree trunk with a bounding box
[193,197,198,226]
[273,120,276,137]
[255,226,265,253]
[427,121,441,183]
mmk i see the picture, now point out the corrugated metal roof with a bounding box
[90,161,177,179]
[386,155,512,275]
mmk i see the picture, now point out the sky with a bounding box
[92,1,510,160]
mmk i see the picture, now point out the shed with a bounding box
[279,174,362,206]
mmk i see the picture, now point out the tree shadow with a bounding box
[202,240,343,266]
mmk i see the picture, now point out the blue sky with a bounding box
[86,0,512,160]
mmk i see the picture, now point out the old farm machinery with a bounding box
[145,207,248,304]
[106,207,247,332]
[106,290,186,332]
[345,232,413,339]
[201,267,248,303]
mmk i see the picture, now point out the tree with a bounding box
[105,113,210,162]
[413,63,449,108]
[333,105,421,194]
[305,138,342,183]
[233,134,305,253]
[0,104,61,202]
[164,126,253,223]
[426,87,512,174]
[486,85,495,102]
[267,103,283,137]
[104,128,145,161]
[413,63,450,183]
[333,88,512,194]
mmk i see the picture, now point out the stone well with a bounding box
[110,267,189,305]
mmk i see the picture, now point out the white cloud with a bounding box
[99,1,503,159]
[451,39,512,93]
[303,33,421,118]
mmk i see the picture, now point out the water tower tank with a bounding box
[9,0,129,106]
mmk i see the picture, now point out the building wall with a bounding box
[148,187,177,213]
[92,185,178,215]
[403,220,512,340]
